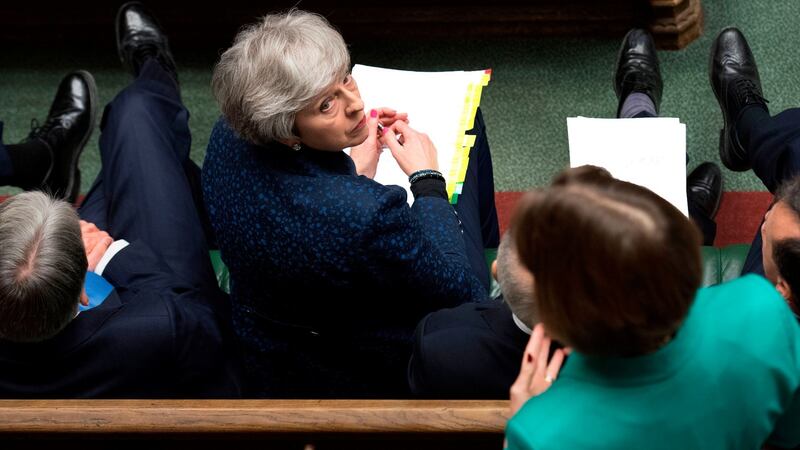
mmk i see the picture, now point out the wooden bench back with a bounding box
[0,400,508,450]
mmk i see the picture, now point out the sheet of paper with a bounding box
[567,117,688,215]
[348,65,490,204]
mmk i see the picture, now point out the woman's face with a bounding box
[293,74,368,151]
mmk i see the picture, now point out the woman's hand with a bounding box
[381,121,439,176]
[376,107,408,128]
[350,108,408,179]
[509,324,567,416]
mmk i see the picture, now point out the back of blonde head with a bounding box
[212,9,351,145]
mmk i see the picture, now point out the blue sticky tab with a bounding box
[80,272,114,312]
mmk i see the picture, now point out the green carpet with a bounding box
[2,0,799,195]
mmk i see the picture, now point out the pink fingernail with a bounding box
[370,109,377,118]
[382,126,389,135]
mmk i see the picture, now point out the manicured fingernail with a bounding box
[526,354,533,363]
[382,126,389,135]
[370,109,377,118]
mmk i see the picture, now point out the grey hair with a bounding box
[212,9,351,146]
[496,232,538,328]
[0,192,87,342]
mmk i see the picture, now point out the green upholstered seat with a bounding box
[209,245,752,295]
[700,244,751,287]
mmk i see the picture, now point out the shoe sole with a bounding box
[708,29,751,172]
[66,70,98,204]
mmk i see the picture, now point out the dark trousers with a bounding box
[454,108,500,292]
[77,59,218,294]
[632,110,717,245]
[739,107,800,275]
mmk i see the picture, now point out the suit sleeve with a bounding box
[100,240,187,294]
[358,187,486,312]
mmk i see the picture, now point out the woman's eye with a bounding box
[320,99,333,112]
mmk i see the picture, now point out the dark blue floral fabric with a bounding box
[202,119,485,397]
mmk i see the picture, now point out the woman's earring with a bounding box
[292,143,302,151]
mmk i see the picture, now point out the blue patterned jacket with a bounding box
[202,119,486,397]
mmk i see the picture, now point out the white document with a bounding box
[348,64,490,204]
[567,117,688,216]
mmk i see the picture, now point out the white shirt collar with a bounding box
[512,313,533,335]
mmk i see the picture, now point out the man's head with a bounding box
[492,232,537,329]
[512,165,702,357]
[0,192,87,342]
[762,176,800,309]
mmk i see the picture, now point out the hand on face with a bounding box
[350,108,409,178]
[79,220,113,272]
[509,324,568,416]
[381,120,439,176]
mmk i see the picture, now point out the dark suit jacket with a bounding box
[0,241,242,398]
[203,119,486,397]
[408,298,530,399]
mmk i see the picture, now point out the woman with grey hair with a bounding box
[203,9,499,397]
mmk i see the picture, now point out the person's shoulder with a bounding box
[697,274,791,319]
[411,301,519,398]
[692,275,800,356]
[420,301,503,335]
[415,301,515,372]
[208,117,246,151]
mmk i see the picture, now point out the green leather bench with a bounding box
[210,244,752,295]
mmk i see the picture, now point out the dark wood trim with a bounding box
[649,0,705,49]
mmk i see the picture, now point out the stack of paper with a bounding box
[567,117,688,216]
[349,64,491,205]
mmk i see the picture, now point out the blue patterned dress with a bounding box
[202,119,486,397]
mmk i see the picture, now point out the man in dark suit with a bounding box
[408,233,533,398]
[0,2,241,397]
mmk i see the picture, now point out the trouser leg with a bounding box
[740,107,800,194]
[454,108,500,291]
[737,107,800,276]
[78,58,216,292]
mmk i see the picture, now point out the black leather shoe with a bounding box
[115,2,177,81]
[687,162,723,220]
[614,28,663,117]
[25,71,97,203]
[709,27,768,172]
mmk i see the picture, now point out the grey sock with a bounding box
[619,92,657,118]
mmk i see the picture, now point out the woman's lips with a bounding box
[351,115,367,134]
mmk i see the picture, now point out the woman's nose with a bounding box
[343,89,364,115]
